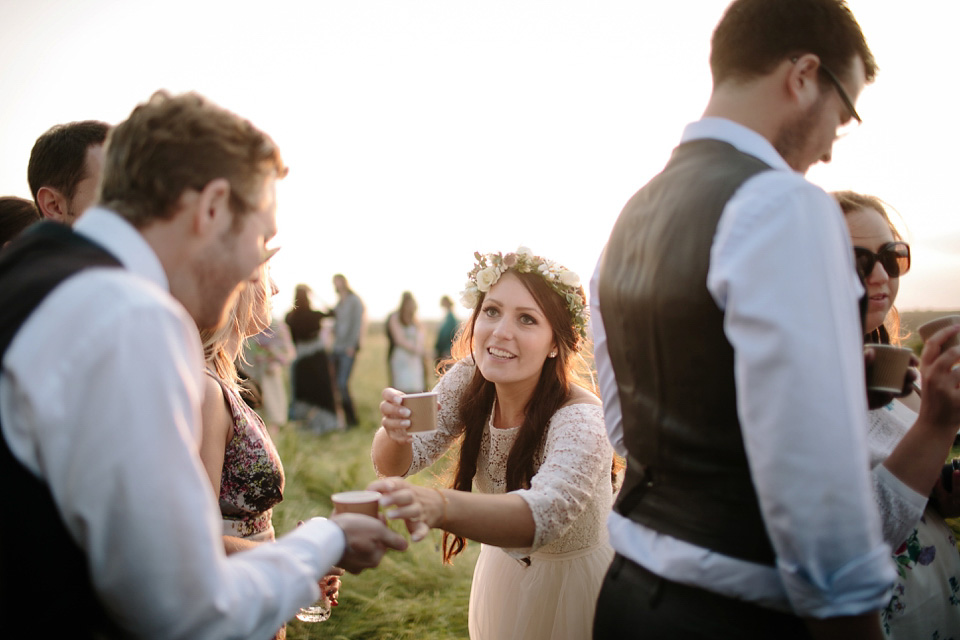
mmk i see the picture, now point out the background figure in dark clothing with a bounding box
[434,294,458,373]
[285,284,339,433]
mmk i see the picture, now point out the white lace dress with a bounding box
[868,399,960,638]
[384,359,615,640]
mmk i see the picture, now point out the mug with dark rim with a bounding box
[854,241,910,279]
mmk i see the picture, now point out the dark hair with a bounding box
[441,270,585,563]
[28,120,109,206]
[0,196,41,244]
[293,284,313,311]
[710,0,877,87]
[100,91,287,229]
[832,190,904,345]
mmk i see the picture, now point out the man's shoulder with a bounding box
[12,267,191,355]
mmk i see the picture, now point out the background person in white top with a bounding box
[0,91,407,639]
[591,0,896,638]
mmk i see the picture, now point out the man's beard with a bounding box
[772,99,823,173]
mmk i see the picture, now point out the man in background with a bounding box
[28,119,109,224]
[332,273,365,427]
[1,91,406,639]
[592,0,894,637]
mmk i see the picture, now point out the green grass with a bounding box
[272,329,478,639]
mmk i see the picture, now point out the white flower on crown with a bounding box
[460,286,480,309]
[516,246,533,257]
[475,266,501,292]
[559,270,580,287]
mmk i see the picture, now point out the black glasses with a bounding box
[819,64,862,124]
[790,57,862,126]
[854,242,910,279]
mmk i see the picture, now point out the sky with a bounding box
[1,0,957,320]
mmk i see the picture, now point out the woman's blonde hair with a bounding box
[200,265,272,388]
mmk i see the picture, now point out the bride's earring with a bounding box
[548,350,557,358]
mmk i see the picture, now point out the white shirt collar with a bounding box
[73,207,169,291]
[680,117,793,173]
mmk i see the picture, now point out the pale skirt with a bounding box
[468,540,614,640]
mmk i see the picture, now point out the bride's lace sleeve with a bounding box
[402,358,474,477]
[507,403,611,553]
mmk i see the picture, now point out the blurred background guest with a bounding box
[332,273,365,427]
[388,291,427,393]
[434,294,458,373]
[0,196,41,246]
[285,284,339,433]
[244,314,296,432]
[27,120,109,224]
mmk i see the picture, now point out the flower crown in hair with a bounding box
[460,246,588,341]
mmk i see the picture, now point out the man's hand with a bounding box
[330,513,408,574]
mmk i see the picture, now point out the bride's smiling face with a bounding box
[472,271,556,390]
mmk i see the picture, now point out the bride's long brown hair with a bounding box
[440,270,590,563]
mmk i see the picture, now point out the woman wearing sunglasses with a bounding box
[834,191,960,638]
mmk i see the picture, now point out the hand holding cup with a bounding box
[379,388,439,444]
[914,320,960,430]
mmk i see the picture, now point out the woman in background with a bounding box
[285,284,339,432]
[388,291,427,393]
[835,190,960,638]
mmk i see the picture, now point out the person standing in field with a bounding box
[331,273,364,427]
[388,291,428,393]
[591,1,896,637]
[434,294,459,372]
[372,247,617,640]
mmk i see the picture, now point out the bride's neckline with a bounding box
[489,398,520,431]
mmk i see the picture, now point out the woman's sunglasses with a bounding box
[853,241,910,279]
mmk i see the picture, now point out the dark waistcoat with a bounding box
[0,221,125,637]
[598,139,777,565]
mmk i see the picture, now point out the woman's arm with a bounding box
[368,478,536,547]
[199,375,234,499]
[880,328,960,497]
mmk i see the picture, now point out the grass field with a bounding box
[274,326,478,640]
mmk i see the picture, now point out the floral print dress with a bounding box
[868,399,960,638]
[207,371,285,541]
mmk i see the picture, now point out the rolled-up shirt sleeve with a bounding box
[708,173,895,617]
[1,272,346,640]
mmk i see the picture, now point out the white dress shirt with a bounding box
[590,118,896,618]
[0,208,345,639]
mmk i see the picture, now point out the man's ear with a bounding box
[36,186,68,222]
[192,178,232,237]
[786,53,822,110]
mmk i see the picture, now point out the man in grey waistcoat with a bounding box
[591,1,895,638]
